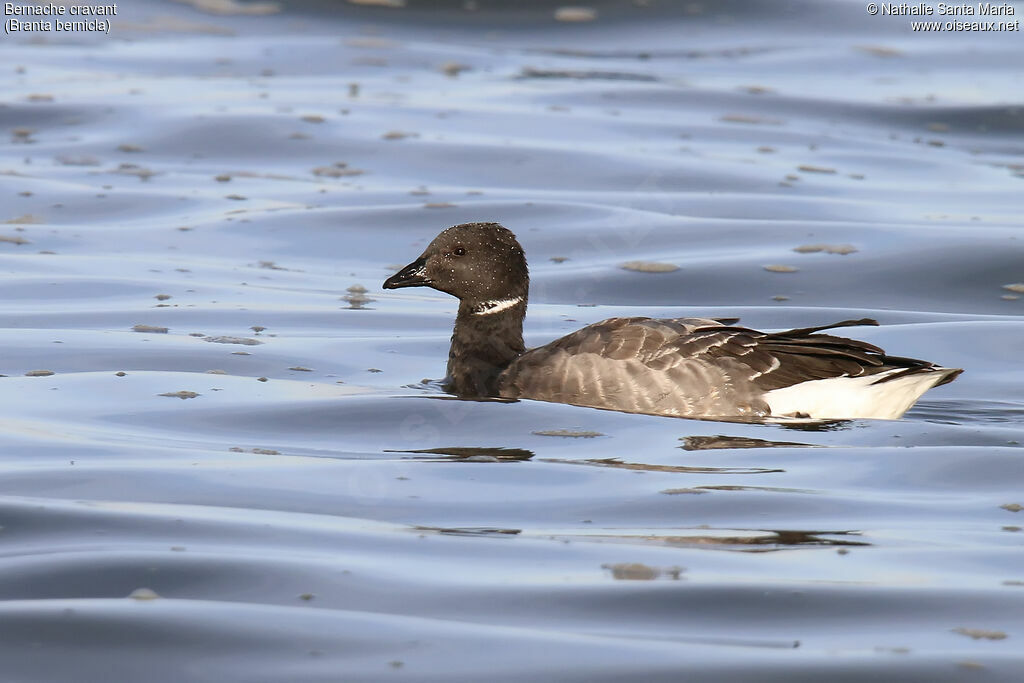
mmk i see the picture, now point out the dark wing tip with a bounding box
[934,367,964,387]
[781,318,879,337]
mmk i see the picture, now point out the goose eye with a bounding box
[453,246,466,257]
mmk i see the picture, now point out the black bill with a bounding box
[383,256,430,289]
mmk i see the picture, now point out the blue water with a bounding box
[2,0,1023,680]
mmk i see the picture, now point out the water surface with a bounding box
[2,0,1023,680]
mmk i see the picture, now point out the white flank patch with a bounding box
[474,297,523,315]
[764,368,954,420]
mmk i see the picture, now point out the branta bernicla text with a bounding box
[383,222,961,420]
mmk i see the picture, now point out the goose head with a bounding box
[383,222,529,307]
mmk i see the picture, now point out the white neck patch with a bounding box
[472,297,523,315]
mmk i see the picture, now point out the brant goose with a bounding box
[383,222,961,420]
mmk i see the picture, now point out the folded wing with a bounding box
[498,317,960,419]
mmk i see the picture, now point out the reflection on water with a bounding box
[2,0,1024,680]
[549,457,786,475]
[416,526,522,537]
[387,446,535,461]
[570,528,871,552]
[671,485,818,494]
[680,435,821,450]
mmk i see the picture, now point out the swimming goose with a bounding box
[383,222,961,420]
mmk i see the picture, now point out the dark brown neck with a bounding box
[445,298,527,397]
